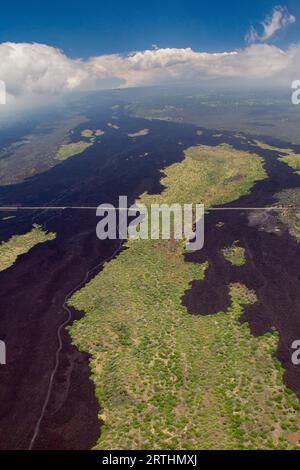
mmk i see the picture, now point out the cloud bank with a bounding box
[1,40,300,105]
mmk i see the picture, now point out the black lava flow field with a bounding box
[0,103,300,449]
[182,141,300,400]
[0,106,205,450]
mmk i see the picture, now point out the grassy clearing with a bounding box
[0,224,55,272]
[69,143,300,449]
[222,241,246,266]
[54,141,92,161]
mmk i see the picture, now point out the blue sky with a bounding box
[0,0,299,57]
[1,1,299,104]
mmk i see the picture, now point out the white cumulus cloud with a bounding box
[0,40,300,106]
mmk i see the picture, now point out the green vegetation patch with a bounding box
[275,188,300,242]
[54,141,92,161]
[0,114,88,185]
[141,144,266,207]
[279,154,300,175]
[253,140,300,175]
[68,142,300,449]
[0,224,56,272]
[253,140,293,153]
[128,129,149,138]
[253,140,300,242]
[81,129,94,138]
[222,241,246,266]
[81,129,105,139]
